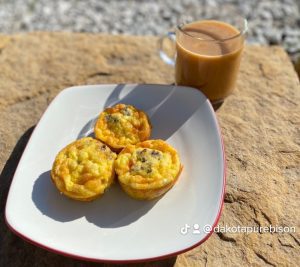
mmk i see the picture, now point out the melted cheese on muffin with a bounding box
[94,104,151,150]
[51,137,117,201]
[115,140,182,199]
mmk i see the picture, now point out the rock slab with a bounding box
[0,33,299,267]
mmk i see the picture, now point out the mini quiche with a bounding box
[51,137,117,201]
[94,104,151,151]
[114,139,182,200]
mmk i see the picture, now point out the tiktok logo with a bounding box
[180,224,190,235]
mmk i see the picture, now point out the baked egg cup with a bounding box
[114,139,182,200]
[94,104,151,152]
[51,137,117,201]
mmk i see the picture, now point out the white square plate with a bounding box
[5,84,225,263]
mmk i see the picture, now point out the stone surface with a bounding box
[0,33,299,267]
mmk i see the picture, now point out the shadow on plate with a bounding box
[32,171,159,228]
[77,117,97,139]
[77,84,206,140]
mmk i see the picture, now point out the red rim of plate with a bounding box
[4,84,226,264]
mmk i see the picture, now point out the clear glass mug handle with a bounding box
[158,31,176,66]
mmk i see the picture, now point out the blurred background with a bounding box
[0,0,299,68]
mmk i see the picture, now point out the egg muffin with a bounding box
[51,137,117,201]
[94,104,151,151]
[114,139,182,200]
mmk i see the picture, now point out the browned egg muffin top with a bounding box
[94,104,151,150]
[51,137,116,200]
[115,140,181,190]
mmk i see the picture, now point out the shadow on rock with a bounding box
[0,126,35,212]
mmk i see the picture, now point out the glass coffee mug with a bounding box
[158,17,248,108]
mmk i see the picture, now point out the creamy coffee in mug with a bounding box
[159,17,247,107]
